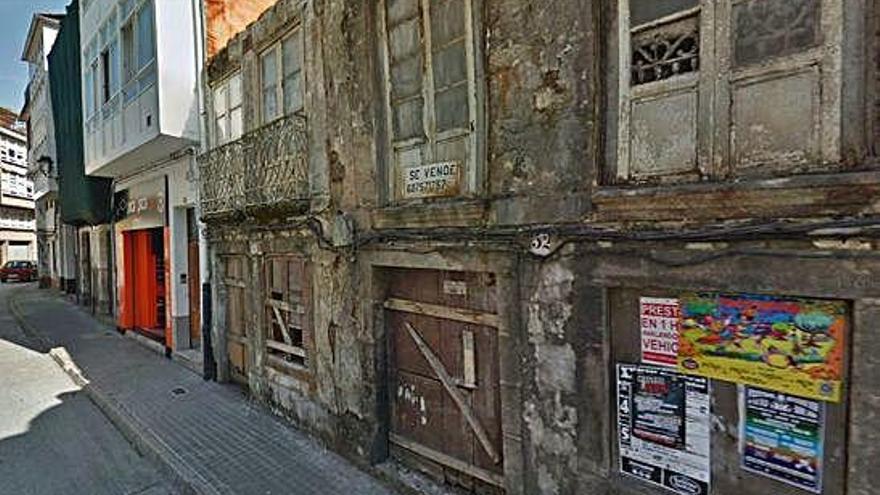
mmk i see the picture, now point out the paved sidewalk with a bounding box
[10,286,398,495]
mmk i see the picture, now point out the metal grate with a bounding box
[198,114,308,218]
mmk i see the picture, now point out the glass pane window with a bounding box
[229,74,242,109]
[229,107,243,141]
[213,85,228,144]
[136,1,154,70]
[109,39,120,96]
[261,49,278,122]
[282,34,303,114]
[122,23,135,81]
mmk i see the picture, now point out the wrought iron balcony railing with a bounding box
[198,114,308,219]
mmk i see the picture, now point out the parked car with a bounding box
[0,260,37,283]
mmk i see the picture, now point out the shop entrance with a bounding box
[120,228,166,342]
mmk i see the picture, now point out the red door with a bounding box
[120,229,166,340]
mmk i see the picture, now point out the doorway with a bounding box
[120,228,166,342]
[383,268,504,491]
[186,208,200,348]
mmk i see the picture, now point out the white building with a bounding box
[80,0,204,358]
[21,12,77,290]
[0,110,36,265]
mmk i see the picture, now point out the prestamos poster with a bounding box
[678,293,846,402]
[640,297,680,367]
[739,387,825,493]
[617,364,711,495]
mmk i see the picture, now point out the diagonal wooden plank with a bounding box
[403,321,501,464]
[270,304,293,346]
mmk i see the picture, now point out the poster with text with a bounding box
[678,293,846,402]
[618,364,710,495]
[640,297,680,367]
[740,387,824,493]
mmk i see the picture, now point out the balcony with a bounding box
[198,114,308,219]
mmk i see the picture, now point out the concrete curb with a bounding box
[8,292,219,495]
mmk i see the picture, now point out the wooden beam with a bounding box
[270,305,294,346]
[223,278,246,289]
[385,298,500,328]
[389,433,505,487]
[404,321,501,464]
[267,340,306,358]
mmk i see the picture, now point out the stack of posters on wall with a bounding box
[617,364,710,495]
[630,292,842,493]
[678,293,846,402]
[739,386,825,493]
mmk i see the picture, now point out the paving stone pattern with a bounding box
[13,287,397,495]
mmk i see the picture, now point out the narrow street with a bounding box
[0,283,177,495]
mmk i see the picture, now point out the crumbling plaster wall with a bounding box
[203,0,381,458]
[485,0,598,225]
[518,243,611,495]
[515,238,880,495]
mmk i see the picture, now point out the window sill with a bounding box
[592,168,880,222]
[372,197,488,230]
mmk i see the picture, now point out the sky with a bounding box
[0,0,71,114]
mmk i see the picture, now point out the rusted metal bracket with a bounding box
[403,321,501,464]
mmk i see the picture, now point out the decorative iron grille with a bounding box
[198,114,308,218]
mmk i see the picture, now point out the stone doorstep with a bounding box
[172,349,204,376]
[124,330,168,356]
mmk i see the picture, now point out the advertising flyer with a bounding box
[640,297,680,367]
[617,364,711,495]
[739,387,825,493]
[678,293,846,402]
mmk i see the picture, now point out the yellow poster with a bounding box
[678,293,846,402]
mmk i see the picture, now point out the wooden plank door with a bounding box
[187,209,200,346]
[223,256,249,385]
[385,268,504,489]
[188,241,201,345]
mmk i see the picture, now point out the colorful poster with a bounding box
[678,293,846,402]
[640,297,680,367]
[618,364,711,495]
[739,387,824,493]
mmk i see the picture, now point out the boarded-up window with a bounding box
[380,0,481,201]
[264,256,311,369]
[611,0,845,182]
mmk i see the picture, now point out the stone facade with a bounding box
[201,1,880,494]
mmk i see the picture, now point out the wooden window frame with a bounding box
[609,0,846,184]
[377,0,485,203]
[211,71,243,147]
[259,28,305,126]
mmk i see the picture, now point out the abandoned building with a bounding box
[197,1,880,494]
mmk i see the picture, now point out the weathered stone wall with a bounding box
[483,0,597,226]
[200,1,880,494]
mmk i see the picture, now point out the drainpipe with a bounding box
[191,0,215,380]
